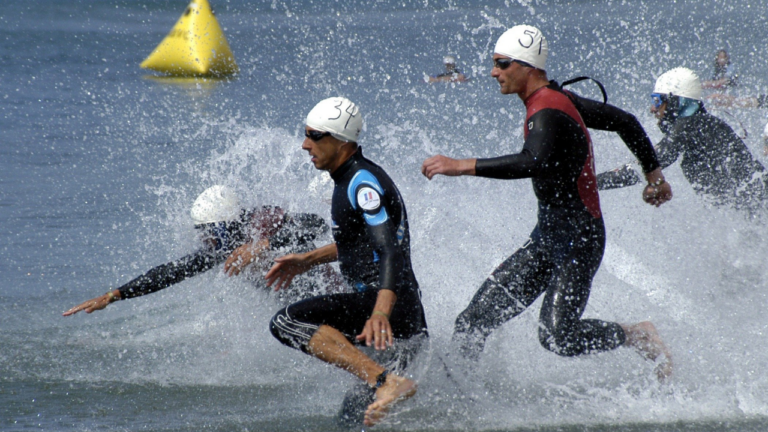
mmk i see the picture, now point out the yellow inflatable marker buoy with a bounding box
[140,0,238,77]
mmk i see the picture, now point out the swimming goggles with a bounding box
[493,58,535,70]
[650,93,668,109]
[493,58,514,70]
[304,130,332,141]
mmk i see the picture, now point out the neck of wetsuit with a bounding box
[522,84,549,107]
[330,146,363,182]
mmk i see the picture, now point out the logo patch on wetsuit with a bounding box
[357,187,381,211]
[528,121,534,131]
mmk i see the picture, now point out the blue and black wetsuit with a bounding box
[117,207,328,300]
[270,147,427,352]
[454,83,660,359]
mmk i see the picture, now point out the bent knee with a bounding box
[538,326,579,357]
[269,307,317,351]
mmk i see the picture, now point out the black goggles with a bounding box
[304,130,332,141]
[493,58,534,70]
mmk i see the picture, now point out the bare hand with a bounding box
[224,239,268,276]
[356,312,393,350]
[265,253,311,291]
[643,182,673,207]
[421,155,475,180]
[62,291,117,316]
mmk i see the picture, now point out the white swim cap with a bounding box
[306,97,363,143]
[494,25,548,70]
[653,67,702,101]
[443,55,456,65]
[190,185,241,225]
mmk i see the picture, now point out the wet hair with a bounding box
[714,49,730,68]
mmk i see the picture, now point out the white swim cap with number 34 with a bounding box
[306,97,363,143]
[494,25,549,71]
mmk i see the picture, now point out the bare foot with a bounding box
[621,321,673,382]
[363,374,417,426]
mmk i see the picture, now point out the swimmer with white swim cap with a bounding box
[63,185,334,315]
[266,96,428,426]
[427,54,469,83]
[422,24,674,382]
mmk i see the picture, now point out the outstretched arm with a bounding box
[421,155,476,179]
[266,243,338,290]
[63,289,121,316]
[62,250,220,316]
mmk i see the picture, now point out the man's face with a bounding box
[651,101,667,120]
[716,52,729,67]
[302,127,342,171]
[491,54,529,95]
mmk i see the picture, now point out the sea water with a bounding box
[2,0,768,431]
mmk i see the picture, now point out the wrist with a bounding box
[465,158,477,176]
[648,178,666,187]
[372,310,390,319]
[106,290,119,303]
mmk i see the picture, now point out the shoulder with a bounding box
[346,169,386,209]
[527,87,582,122]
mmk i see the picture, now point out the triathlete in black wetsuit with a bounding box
[265,97,426,426]
[63,185,331,316]
[422,25,673,380]
[269,146,427,348]
[598,67,768,214]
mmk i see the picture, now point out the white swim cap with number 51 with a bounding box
[494,25,549,71]
[306,97,363,143]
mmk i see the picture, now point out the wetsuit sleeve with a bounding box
[568,92,660,174]
[349,175,406,299]
[596,164,641,190]
[269,213,329,249]
[654,132,684,170]
[117,250,223,299]
[474,109,562,179]
[364,216,405,299]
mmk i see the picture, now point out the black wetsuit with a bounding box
[454,83,660,359]
[270,147,427,352]
[117,207,328,300]
[598,107,768,213]
[654,109,767,212]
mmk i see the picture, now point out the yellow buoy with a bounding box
[140,0,238,77]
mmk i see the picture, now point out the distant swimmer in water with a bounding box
[63,185,336,316]
[265,98,428,427]
[702,49,738,90]
[421,25,673,382]
[700,49,768,109]
[427,55,469,83]
[598,68,768,215]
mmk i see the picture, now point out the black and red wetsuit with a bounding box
[454,83,660,359]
